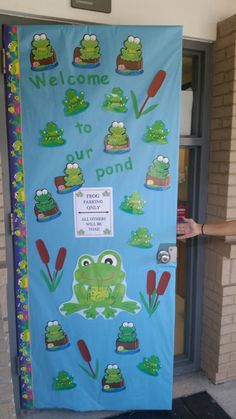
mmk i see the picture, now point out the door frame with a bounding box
[174,39,212,374]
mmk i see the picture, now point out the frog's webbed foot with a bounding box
[102,307,117,319]
[84,307,98,319]
[115,301,140,314]
[60,302,81,316]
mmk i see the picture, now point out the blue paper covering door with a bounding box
[5,24,182,411]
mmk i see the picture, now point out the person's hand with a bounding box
[176,217,201,239]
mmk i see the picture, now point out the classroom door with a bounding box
[4,24,182,411]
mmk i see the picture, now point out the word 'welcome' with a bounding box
[29,71,110,89]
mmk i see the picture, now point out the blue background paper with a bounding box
[18,24,182,411]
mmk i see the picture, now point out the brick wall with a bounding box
[201,14,236,383]
[0,153,16,418]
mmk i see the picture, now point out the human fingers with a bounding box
[177,234,187,240]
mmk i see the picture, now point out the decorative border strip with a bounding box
[4,25,33,408]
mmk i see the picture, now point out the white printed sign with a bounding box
[74,187,113,238]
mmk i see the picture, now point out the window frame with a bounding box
[174,39,212,374]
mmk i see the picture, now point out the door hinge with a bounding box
[15,355,21,376]
[9,212,14,236]
[1,48,6,75]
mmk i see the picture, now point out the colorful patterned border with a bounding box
[4,25,33,408]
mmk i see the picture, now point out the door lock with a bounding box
[156,244,177,264]
[157,250,170,264]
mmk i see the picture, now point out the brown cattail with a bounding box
[36,239,53,282]
[156,271,171,297]
[146,270,156,307]
[77,339,96,378]
[36,239,50,265]
[147,70,166,98]
[55,247,67,272]
[139,70,166,114]
[77,339,91,362]
[152,271,171,310]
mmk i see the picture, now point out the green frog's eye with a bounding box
[90,34,96,41]
[112,121,118,128]
[84,34,90,41]
[78,255,94,267]
[53,320,58,326]
[80,257,92,267]
[163,157,169,164]
[40,34,47,41]
[34,34,40,41]
[36,190,42,196]
[107,364,113,369]
[134,37,140,44]
[47,321,53,327]
[72,163,79,169]
[118,122,124,128]
[157,155,164,162]
[113,364,118,369]
[128,322,134,327]
[123,321,128,327]
[67,163,73,169]
[42,189,48,195]
[128,36,134,42]
[100,254,118,266]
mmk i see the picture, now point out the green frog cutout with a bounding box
[53,370,76,390]
[63,89,89,116]
[30,33,57,71]
[102,364,125,392]
[116,35,143,75]
[137,355,161,376]
[39,122,66,147]
[143,120,169,144]
[145,155,171,190]
[45,321,69,351]
[120,192,145,214]
[129,227,153,248]
[103,88,128,113]
[34,188,61,222]
[73,34,101,68]
[60,250,140,319]
[55,162,84,194]
[104,121,130,153]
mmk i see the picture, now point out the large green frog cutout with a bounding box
[60,250,140,319]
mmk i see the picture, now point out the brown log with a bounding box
[116,56,142,70]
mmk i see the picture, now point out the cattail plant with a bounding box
[153,271,171,310]
[140,270,171,317]
[77,339,98,379]
[146,270,156,308]
[55,248,67,278]
[139,70,166,115]
[131,69,166,119]
[36,239,53,282]
[36,239,67,292]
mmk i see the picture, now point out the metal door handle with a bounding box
[156,244,177,264]
[157,250,170,264]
